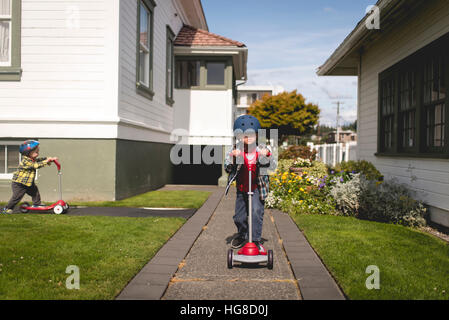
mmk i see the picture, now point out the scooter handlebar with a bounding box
[52,159,61,171]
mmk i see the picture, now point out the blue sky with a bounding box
[202,0,375,126]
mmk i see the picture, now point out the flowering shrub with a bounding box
[279,145,317,161]
[292,157,312,168]
[358,179,428,227]
[268,158,426,228]
[329,173,364,217]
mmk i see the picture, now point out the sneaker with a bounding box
[1,208,13,215]
[254,241,266,254]
[231,236,247,249]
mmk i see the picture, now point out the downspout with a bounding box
[357,47,363,160]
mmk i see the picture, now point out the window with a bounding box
[0,0,21,81]
[424,55,446,150]
[176,60,200,88]
[0,143,20,179]
[175,57,232,90]
[136,0,155,99]
[166,26,175,106]
[0,0,11,66]
[206,62,225,86]
[380,77,395,151]
[399,71,417,149]
[377,33,449,158]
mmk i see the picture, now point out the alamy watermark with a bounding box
[66,265,80,290]
[169,128,279,175]
[365,5,380,30]
[365,265,380,290]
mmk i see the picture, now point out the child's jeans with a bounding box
[6,182,42,210]
[233,188,265,242]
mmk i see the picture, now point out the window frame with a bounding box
[0,0,21,81]
[0,141,22,180]
[376,32,449,159]
[174,56,232,91]
[166,25,175,106]
[136,0,156,100]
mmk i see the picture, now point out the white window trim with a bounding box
[0,0,12,67]
[0,141,21,180]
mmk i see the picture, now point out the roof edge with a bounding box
[317,0,398,76]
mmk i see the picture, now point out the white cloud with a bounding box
[244,29,358,127]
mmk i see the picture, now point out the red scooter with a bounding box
[19,160,69,215]
[227,151,274,269]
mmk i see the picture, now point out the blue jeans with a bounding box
[233,188,265,242]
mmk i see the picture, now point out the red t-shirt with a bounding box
[237,150,259,193]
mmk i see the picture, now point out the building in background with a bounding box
[318,0,449,227]
[235,85,284,118]
[0,0,247,201]
[327,130,357,144]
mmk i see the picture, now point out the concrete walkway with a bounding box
[117,185,345,300]
[163,189,301,300]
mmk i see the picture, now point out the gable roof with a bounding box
[317,0,428,76]
[174,25,246,48]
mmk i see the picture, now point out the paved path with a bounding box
[67,207,196,219]
[117,185,345,300]
[162,189,301,300]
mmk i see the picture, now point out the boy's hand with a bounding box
[259,148,270,157]
[231,149,242,158]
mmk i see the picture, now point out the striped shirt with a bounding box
[12,156,50,187]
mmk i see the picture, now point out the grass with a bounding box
[1,190,211,210]
[290,213,449,300]
[0,214,186,300]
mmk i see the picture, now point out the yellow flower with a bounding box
[300,188,305,192]
[288,189,292,193]
[299,200,304,204]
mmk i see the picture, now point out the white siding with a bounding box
[358,0,449,213]
[0,0,120,138]
[118,0,183,143]
[173,89,234,146]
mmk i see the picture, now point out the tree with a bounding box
[247,90,320,144]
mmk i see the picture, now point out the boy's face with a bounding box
[242,133,257,146]
[29,147,39,159]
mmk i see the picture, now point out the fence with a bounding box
[307,142,357,167]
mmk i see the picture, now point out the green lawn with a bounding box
[1,190,211,210]
[291,214,449,300]
[0,214,185,300]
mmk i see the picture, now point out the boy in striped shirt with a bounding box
[1,141,58,214]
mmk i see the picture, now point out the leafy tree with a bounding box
[247,90,320,144]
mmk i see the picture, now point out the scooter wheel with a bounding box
[53,205,64,215]
[20,202,30,214]
[267,250,274,270]
[227,249,234,269]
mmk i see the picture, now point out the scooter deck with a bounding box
[233,254,268,264]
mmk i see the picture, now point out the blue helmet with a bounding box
[20,140,40,155]
[233,115,261,134]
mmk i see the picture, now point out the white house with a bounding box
[318,0,449,227]
[0,0,247,201]
[235,85,284,119]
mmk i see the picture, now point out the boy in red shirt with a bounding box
[224,115,273,250]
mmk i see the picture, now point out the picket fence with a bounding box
[307,142,357,167]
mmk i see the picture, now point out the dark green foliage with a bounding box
[335,160,383,181]
[279,145,317,161]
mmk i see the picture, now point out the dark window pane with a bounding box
[175,60,200,88]
[7,145,19,173]
[0,145,5,174]
[139,2,151,87]
[206,62,225,85]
